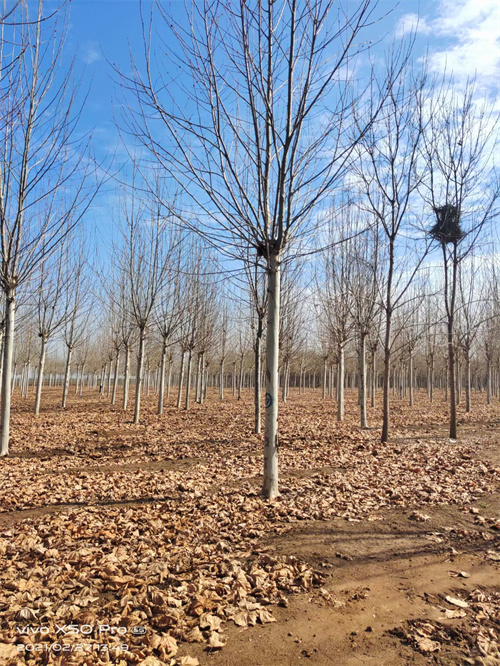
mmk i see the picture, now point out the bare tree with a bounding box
[0,1,96,454]
[347,225,380,428]
[115,180,177,424]
[122,0,385,497]
[422,79,499,440]
[32,242,70,415]
[61,238,91,408]
[353,55,430,442]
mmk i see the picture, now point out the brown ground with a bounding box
[0,387,499,666]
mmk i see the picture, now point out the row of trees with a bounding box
[0,1,498,504]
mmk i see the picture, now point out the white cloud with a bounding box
[82,44,101,66]
[427,0,500,93]
[395,13,432,39]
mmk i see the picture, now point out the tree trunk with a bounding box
[322,358,327,399]
[199,352,205,405]
[62,346,73,408]
[337,343,345,421]
[185,349,193,410]
[158,339,167,415]
[133,330,146,424]
[177,351,186,408]
[0,292,15,456]
[254,333,261,434]
[238,355,244,400]
[263,253,280,500]
[448,321,457,440]
[409,351,414,406]
[220,359,224,400]
[487,358,492,405]
[34,337,47,416]
[465,348,471,413]
[359,333,367,429]
[111,353,119,405]
[167,357,172,398]
[123,346,130,410]
[371,350,376,408]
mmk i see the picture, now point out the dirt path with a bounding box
[181,499,500,666]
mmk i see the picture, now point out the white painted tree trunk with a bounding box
[133,330,145,424]
[409,352,414,406]
[199,352,205,405]
[465,349,471,413]
[107,363,112,397]
[34,337,47,416]
[62,346,73,408]
[238,356,243,400]
[322,359,327,399]
[263,253,280,500]
[359,333,367,429]
[371,351,376,408]
[177,351,186,408]
[167,358,172,398]
[185,349,193,410]
[219,359,224,400]
[0,292,15,456]
[337,343,345,421]
[111,353,119,405]
[487,359,492,404]
[123,346,130,410]
[254,335,261,434]
[158,339,167,415]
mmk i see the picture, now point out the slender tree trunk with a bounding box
[371,350,376,408]
[177,351,186,408]
[62,345,73,408]
[199,352,205,405]
[487,358,492,404]
[254,333,262,434]
[337,343,345,421]
[167,357,172,398]
[123,346,130,410]
[359,333,367,428]
[158,339,167,415]
[409,351,414,406]
[111,353,119,405]
[322,358,327,399]
[34,337,47,416]
[106,362,112,397]
[195,353,202,403]
[465,348,471,413]
[185,348,193,410]
[219,359,224,400]
[0,292,15,456]
[263,253,280,500]
[238,355,244,400]
[133,330,146,424]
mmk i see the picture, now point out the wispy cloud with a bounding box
[401,0,500,95]
[82,43,101,66]
[395,13,432,39]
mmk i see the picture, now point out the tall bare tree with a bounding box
[0,1,96,454]
[422,79,499,440]
[122,0,384,497]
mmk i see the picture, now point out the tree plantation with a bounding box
[0,1,499,665]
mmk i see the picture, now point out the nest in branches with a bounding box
[430,204,464,244]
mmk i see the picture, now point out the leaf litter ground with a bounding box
[0,389,499,665]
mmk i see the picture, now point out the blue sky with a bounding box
[26,0,499,236]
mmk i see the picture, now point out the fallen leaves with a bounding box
[393,587,500,664]
[1,390,499,665]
